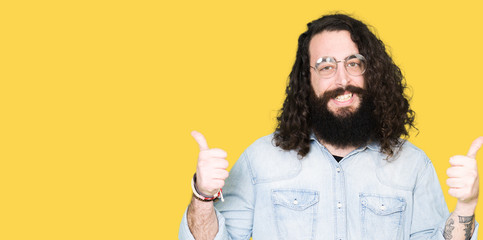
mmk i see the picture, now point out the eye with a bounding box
[317,61,336,72]
[346,61,361,68]
[347,61,360,68]
[319,65,334,72]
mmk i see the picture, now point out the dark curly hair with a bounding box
[274,14,416,158]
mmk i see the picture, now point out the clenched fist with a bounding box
[191,131,229,197]
[446,137,483,206]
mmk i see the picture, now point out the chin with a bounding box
[329,105,360,118]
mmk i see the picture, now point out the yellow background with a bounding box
[1,0,482,239]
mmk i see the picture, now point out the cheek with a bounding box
[311,78,332,97]
[310,77,319,96]
[354,76,365,88]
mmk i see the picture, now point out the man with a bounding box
[179,14,481,240]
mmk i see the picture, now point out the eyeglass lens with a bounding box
[315,54,366,78]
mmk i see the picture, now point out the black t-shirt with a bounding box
[333,155,343,162]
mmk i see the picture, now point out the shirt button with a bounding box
[337,202,342,208]
[336,168,341,172]
[380,205,386,210]
[293,200,298,205]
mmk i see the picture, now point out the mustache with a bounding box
[322,85,365,100]
[311,85,367,108]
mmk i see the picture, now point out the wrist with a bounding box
[454,200,477,216]
[193,173,216,198]
[191,173,224,202]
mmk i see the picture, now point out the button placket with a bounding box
[334,163,346,240]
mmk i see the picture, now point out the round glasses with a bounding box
[311,54,367,79]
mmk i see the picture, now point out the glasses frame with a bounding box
[310,53,367,79]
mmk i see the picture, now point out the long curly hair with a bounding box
[274,14,416,158]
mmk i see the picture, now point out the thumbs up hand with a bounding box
[447,137,483,206]
[191,131,229,197]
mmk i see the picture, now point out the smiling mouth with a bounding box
[334,93,353,102]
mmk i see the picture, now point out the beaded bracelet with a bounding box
[191,173,224,202]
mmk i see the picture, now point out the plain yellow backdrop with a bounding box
[1,0,482,239]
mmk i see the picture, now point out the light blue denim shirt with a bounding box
[179,134,478,239]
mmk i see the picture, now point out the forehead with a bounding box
[309,30,359,61]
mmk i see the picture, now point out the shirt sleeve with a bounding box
[213,151,255,239]
[409,157,479,239]
[178,151,255,240]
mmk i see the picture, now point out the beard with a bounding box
[309,85,377,149]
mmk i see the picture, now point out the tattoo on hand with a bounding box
[444,218,454,240]
[459,215,474,240]
[458,215,474,223]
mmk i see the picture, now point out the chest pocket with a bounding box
[360,193,407,240]
[271,189,319,240]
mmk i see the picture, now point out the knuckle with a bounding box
[222,160,229,169]
[215,148,227,154]
[211,148,227,156]
[449,189,460,198]
[448,189,455,197]
[218,149,228,156]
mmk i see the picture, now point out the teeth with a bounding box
[335,93,352,101]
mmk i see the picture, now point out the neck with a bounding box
[322,141,357,157]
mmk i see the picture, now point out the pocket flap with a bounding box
[360,194,406,216]
[272,189,319,211]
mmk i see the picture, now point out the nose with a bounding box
[334,62,350,87]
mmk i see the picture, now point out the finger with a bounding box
[448,187,474,201]
[446,166,466,177]
[199,149,227,160]
[191,130,209,151]
[204,148,228,159]
[449,155,476,167]
[448,188,463,199]
[449,156,465,166]
[212,169,229,179]
[446,178,465,188]
[207,158,229,169]
[197,158,228,172]
[467,136,483,159]
[200,149,226,159]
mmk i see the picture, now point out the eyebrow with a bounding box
[314,53,360,61]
